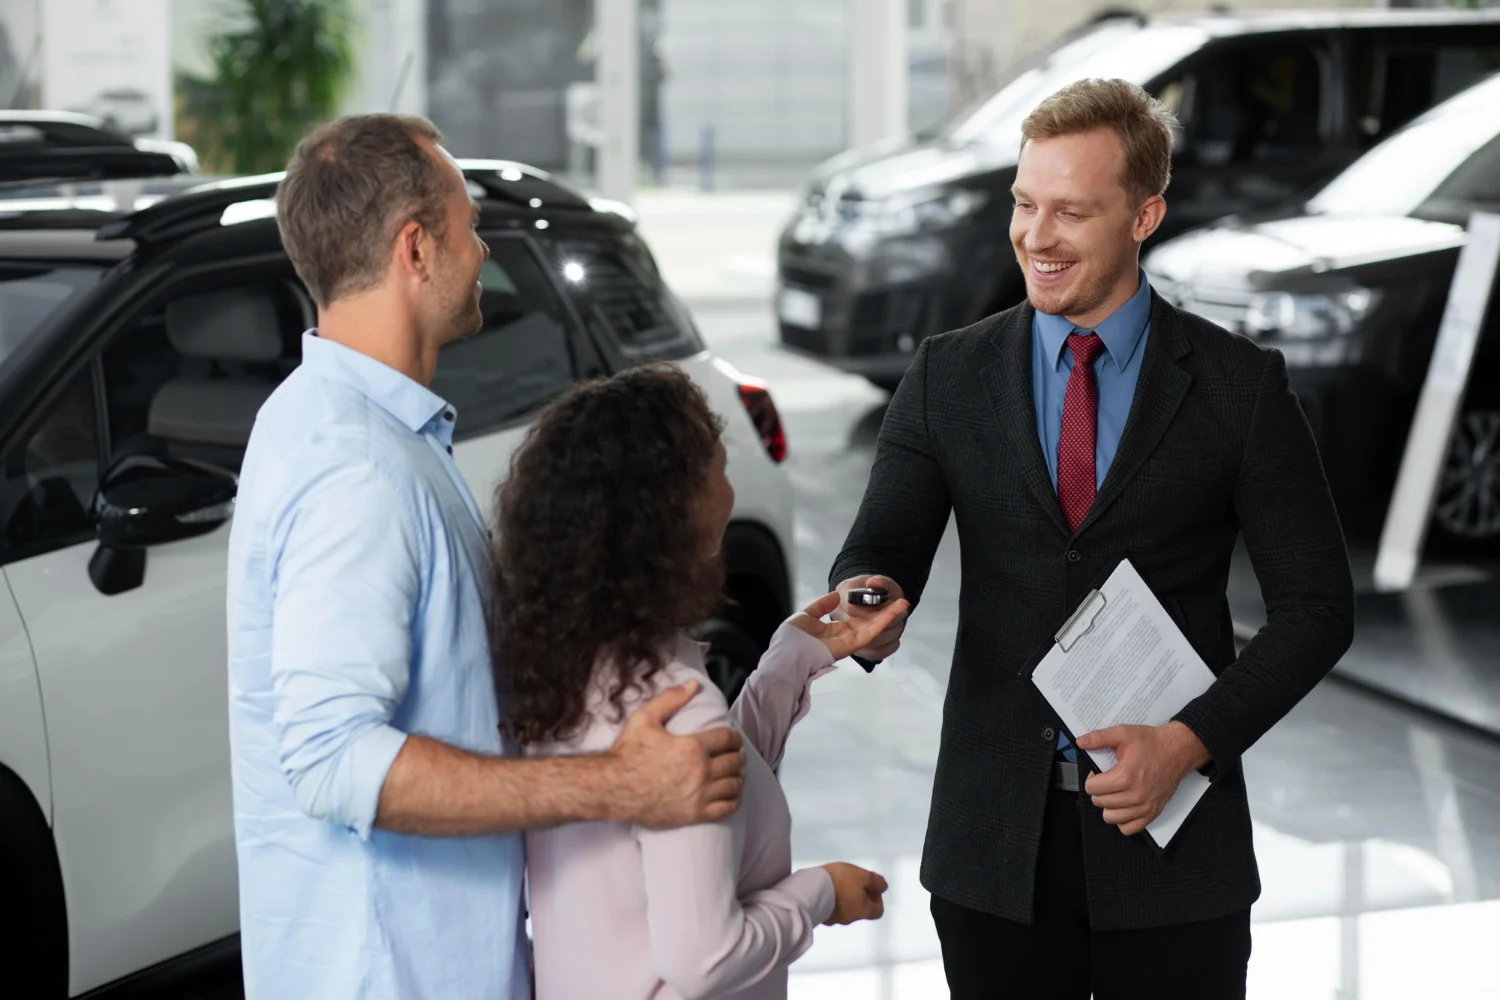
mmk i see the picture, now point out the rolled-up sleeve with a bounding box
[267,459,422,838]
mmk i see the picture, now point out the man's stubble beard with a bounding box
[440,271,485,343]
[1021,240,1135,323]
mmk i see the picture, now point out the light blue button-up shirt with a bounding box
[226,333,528,1000]
[1032,268,1153,489]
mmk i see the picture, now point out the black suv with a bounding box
[777,9,1500,388]
[1145,71,1500,554]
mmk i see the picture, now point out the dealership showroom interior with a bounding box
[5,0,1500,997]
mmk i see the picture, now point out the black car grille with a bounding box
[848,287,928,355]
[780,323,829,354]
[780,262,838,291]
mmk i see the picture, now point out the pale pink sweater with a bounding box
[524,622,839,1000]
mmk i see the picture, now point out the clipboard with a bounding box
[1056,586,1108,653]
[1032,559,1215,849]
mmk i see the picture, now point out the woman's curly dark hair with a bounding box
[493,364,727,746]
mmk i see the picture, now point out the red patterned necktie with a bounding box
[1057,332,1107,533]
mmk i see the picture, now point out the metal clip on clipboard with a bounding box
[1055,588,1108,654]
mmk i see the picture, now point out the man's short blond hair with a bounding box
[1021,78,1177,207]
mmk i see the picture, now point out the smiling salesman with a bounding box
[829,79,1355,998]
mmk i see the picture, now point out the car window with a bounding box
[1163,39,1326,169]
[544,231,704,362]
[943,22,1209,149]
[430,237,577,435]
[1350,40,1500,149]
[0,368,99,561]
[101,279,305,475]
[1308,75,1500,219]
[0,264,101,376]
[1423,132,1500,218]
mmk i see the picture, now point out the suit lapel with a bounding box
[980,304,1071,537]
[1075,292,1193,536]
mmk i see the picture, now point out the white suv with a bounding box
[0,164,795,997]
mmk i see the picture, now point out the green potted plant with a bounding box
[177,0,356,176]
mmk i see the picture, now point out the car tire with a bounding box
[1429,385,1500,557]
[690,617,764,704]
[0,770,67,999]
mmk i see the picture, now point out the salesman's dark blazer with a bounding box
[830,291,1356,931]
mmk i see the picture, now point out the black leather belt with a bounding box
[1052,761,1080,793]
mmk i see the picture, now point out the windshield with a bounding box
[0,264,101,371]
[1308,75,1500,218]
[943,22,1210,148]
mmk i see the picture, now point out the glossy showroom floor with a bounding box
[778,633,1500,999]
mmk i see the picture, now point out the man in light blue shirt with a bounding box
[227,114,748,1000]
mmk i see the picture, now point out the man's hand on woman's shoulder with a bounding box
[607,681,747,829]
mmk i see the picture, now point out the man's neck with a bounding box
[1064,266,1141,331]
[317,301,437,386]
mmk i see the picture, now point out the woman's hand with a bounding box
[820,862,889,925]
[788,592,910,662]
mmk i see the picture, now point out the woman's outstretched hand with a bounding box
[788,592,909,662]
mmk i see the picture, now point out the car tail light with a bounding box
[738,381,787,463]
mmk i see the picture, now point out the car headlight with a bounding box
[1245,288,1381,340]
[844,188,990,240]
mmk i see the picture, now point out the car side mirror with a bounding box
[87,455,237,595]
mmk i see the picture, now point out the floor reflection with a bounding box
[779,647,1500,998]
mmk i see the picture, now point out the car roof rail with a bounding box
[0,111,192,183]
[0,111,136,147]
[97,159,596,244]
[95,173,282,242]
[458,159,592,210]
[0,147,186,184]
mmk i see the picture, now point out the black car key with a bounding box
[845,587,890,671]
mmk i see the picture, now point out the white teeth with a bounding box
[1035,261,1074,274]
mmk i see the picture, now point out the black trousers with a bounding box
[930,789,1251,1000]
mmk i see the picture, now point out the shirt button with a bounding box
[446,445,453,455]
[443,410,455,422]
[1043,727,1056,742]
[1067,549,1082,563]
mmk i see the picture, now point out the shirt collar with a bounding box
[1036,268,1153,372]
[300,331,454,434]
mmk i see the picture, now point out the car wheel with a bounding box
[1430,388,1500,556]
[0,771,67,999]
[690,617,763,704]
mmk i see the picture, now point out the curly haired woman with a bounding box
[494,365,905,1000]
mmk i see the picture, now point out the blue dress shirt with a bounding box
[1032,270,1151,761]
[226,333,528,1000]
[1031,268,1153,490]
